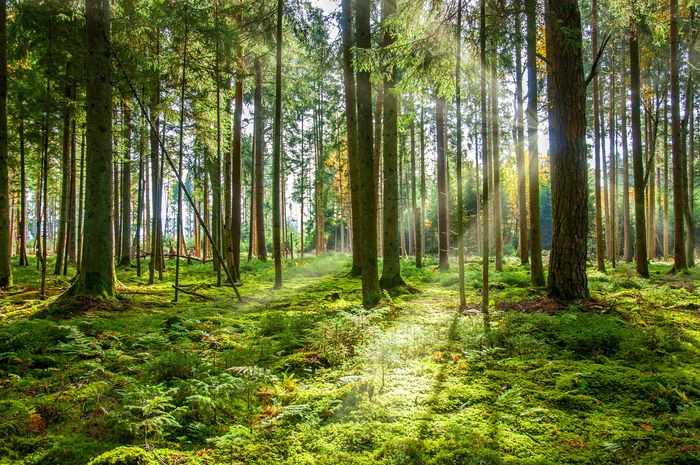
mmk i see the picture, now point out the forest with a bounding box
[0,0,699,463]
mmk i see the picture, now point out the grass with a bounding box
[0,254,699,464]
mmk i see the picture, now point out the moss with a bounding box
[87,447,156,465]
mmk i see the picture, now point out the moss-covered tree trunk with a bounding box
[65,0,115,299]
[545,0,589,300]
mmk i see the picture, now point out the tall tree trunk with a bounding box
[18,112,28,267]
[490,45,502,272]
[136,113,145,277]
[670,0,686,272]
[609,52,617,267]
[480,0,490,313]
[374,87,383,255]
[55,63,72,275]
[77,129,85,271]
[526,0,544,286]
[0,0,8,287]
[455,0,466,309]
[380,0,404,289]
[410,106,422,268]
[149,31,163,284]
[436,95,449,271]
[545,0,589,299]
[630,21,650,277]
[621,51,632,263]
[356,0,381,307]
[341,0,362,275]
[420,105,426,262]
[592,0,605,272]
[272,0,283,288]
[664,97,670,260]
[515,0,528,266]
[64,0,115,299]
[174,19,188,302]
[232,54,243,280]
[118,99,132,267]
[253,58,267,260]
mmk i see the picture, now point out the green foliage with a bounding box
[87,447,156,465]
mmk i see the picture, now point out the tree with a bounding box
[0,0,9,288]
[356,0,380,307]
[64,0,115,299]
[253,57,266,260]
[340,0,362,276]
[272,0,283,289]
[515,0,528,267]
[545,0,588,300]
[670,0,687,273]
[592,0,606,272]
[455,0,466,310]
[480,0,490,312]
[525,0,544,286]
[117,99,131,268]
[379,0,404,290]
[630,20,649,278]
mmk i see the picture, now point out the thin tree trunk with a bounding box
[515,0,528,266]
[631,21,650,277]
[480,0,491,314]
[455,0,466,309]
[272,0,283,288]
[253,58,266,260]
[490,44,502,272]
[118,99,132,267]
[0,0,8,287]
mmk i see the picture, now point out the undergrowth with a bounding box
[0,255,698,464]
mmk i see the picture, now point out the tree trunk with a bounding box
[525,0,544,286]
[18,111,28,267]
[490,45,502,272]
[118,99,132,267]
[480,0,490,313]
[356,0,381,307]
[64,0,115,299]
[341,0,362,275]
[630,22,650,277]
[592,0,605,272]
[515,0,528,266]
[253,58,267,260]
[232,53,243,280]
[436,95,449,271]
[0,0,9,287]
[545,0,589,299]
[455,0,466,309]
[55,63,72,275]
[379,0,404,289]
[272,0,283,289]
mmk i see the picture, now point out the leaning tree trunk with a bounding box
[0,0,9,287]
[545,0,589,300]
[630,21,650,277]
[356,0,381,307]
[64,0,115,299]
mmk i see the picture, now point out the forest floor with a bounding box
[0,254,699,465]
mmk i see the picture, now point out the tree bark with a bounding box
[272,0,283,289]
[545,0,589,299]
[356,0,381,306]
[515,0,528,266]
[64,0,115,299]
[630,22,650,277]
[118,99,132,267]
[592,0,605,272]
[436,95,449,271]
[253,57,266,260]
[480,0,490,312]
[0,0,9,287]
[380,0,404,289]
[341,0,362,275]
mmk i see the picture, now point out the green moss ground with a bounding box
[0,255,698,464]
